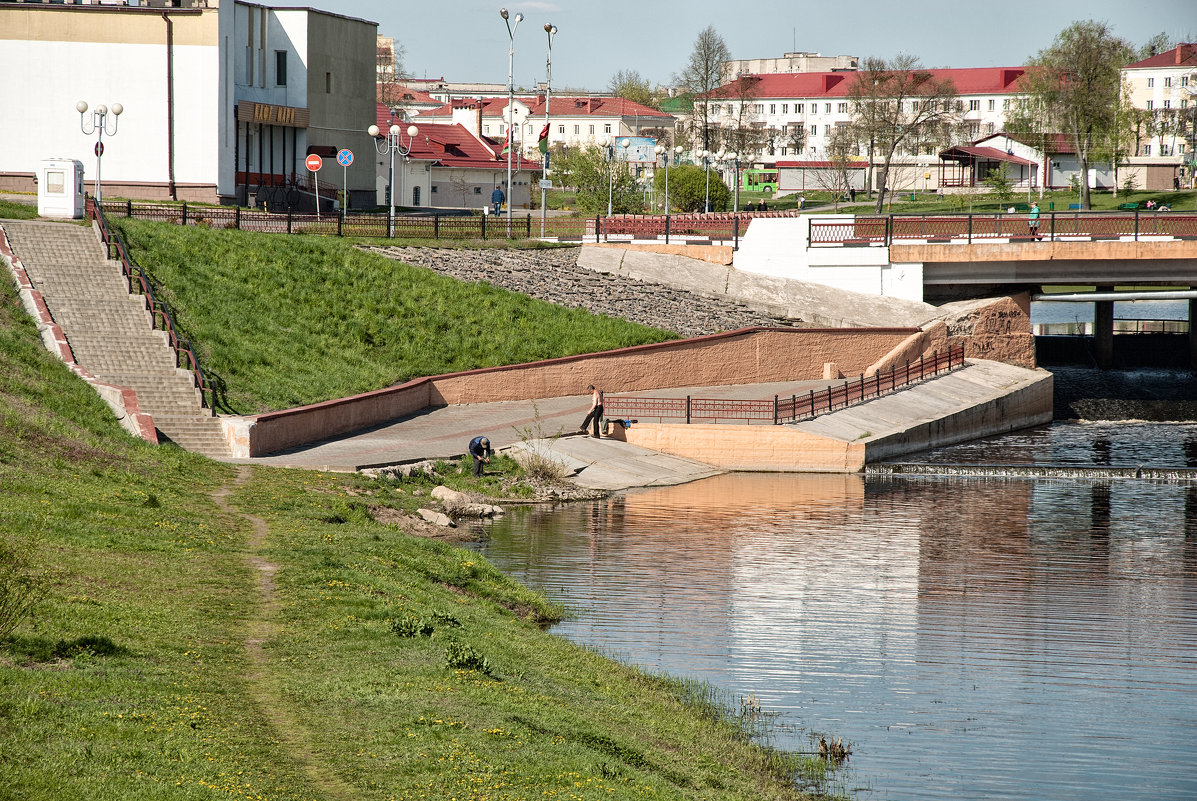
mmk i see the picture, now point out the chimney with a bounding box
[1177,44,1195,65]
[476,97,483,140]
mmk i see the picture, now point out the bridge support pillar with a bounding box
[1190,297,1197,371]
[1094,287,1114,369]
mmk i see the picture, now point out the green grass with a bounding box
[0,198,40,220]
[0,276,836,800]
[109,220,675,414]
[813,187,1197,215]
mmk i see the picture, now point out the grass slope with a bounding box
[109,220,675,414]
[0,277,830,800]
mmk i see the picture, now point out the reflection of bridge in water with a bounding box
[806,212,1197,368]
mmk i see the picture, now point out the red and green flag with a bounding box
[499,128,511,156]
[537,123,550,154]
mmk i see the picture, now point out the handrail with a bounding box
[809,210,1197,247]
[88,198,215,409]
[603,344,965,425]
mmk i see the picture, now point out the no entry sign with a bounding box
[305,153,323,171]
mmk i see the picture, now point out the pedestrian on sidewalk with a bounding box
[1028,202,1041,241]
[468,435,493,477]
[491,186,504,215]
[579,385,604,438]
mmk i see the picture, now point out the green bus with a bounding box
[742,169,779,193]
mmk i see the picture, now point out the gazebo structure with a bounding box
[938,143,1037,189]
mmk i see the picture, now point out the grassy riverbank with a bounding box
[108,219,675,414]
[0,276,834,798]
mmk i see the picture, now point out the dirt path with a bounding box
[211,466,356,801]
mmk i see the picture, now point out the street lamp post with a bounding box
[726,151,740,213]
[654,144,683,215]
[540,22,556,237]
[698,150,710,213]
[77,100,123,206]
[501,8,524,234]
[368,122,418,237]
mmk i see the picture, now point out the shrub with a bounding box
[443,641,493,675]
[391,615,435,638]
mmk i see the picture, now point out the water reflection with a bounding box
[478,472,1197,801]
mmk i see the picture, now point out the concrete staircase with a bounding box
[3,220,229,458]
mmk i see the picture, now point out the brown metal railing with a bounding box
[88,198,214,409]
[603,345,965,425]
[810,210,1197,246]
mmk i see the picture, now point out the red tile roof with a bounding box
[711,66,1028,100]
[1123,43,1197,70]
[406,122,540,168]
[418,95,672,120]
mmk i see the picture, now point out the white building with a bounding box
[1121,43,1197,190]
[0,0,378,208]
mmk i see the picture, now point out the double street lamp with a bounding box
[368,122,418,237]
[540,21,557,237]
[501,7,524,232]
[77,100,123,205]
[655,143,682,214]
[724,151,740,212]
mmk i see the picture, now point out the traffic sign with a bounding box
[95,142,104,157]
[336,148,354,167]
[305,153,323,171]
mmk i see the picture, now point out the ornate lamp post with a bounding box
[368,122,418,237]
[501,7,524,233]
[697,149,710,213]
[654,144,684,214]
[77,100,122,205]
[726,151,740,212]
[539,22,557,237]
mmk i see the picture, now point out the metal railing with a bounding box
[88,198,215,409]
[809,210,1197,247]
[603,345,965,426]
[99,199,798,247]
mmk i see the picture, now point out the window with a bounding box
[1147,77,1154,87]
[1144,144,1152,155]
[780,147,787,156]
[557,124,564,134]
[782,103,788,114]
[1183,75,1190,86]
[837,102,848,113]
[824,103,831,114]
[275,51,287,86]
[955,100,964,112]
[795,103,803,113]
[1147,100,1154,110]
[431,185,438,193]
[969,99,980,111]
[604,124,611,134]
[1179,143,1186,154]
[1164,77,1172,87]
[484,125,490,134]
[1182,99,1189,108]
[474,187,482,194]
[1161,144,1172,156]
[810,125,817,136]
[325,72,332,93]
[573,124,579,134]
[754,104,764,114]
[769,104,776,114]
[1164,100,1171,109]
[986,122,995,134]
[988,99,995,111]
[526,124,533,134]
[1003,98,1010,110]
[809,147,817,155]
[45,170,64,194]
[589,124,595,134]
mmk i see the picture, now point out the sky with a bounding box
[267,0,1196,92]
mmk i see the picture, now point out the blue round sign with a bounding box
[337,148,354,167]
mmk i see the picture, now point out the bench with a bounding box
[1068,203,1083,210]
[1119,202,1139,210]
[1013,203,1030,212]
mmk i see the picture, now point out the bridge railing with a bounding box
[810,211,1197,247]
[603,345,964,426]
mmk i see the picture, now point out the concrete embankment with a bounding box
[513,360,1052,488]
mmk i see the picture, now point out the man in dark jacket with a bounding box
[468,435,493,477]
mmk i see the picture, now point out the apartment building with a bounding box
[0,0,377,207]
[1121,43,1197,189]
[417,94,675,158]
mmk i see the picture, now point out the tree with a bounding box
[723,75,770,163]
[655,163,731,213]
[675,26,731,154]
[556,144,642,215]
[981,163,1016,207]
[813,124,859,212]
[608,69,655,107]
[847,54,958,213]
[1016,20,1134,209]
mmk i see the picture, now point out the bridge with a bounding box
[729,211,1197,369]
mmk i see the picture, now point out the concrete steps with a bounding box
[3,220,229,458]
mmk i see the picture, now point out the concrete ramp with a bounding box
[508,434,724,491]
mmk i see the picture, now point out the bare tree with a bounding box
[1015,20,1134,209]
[608,69,655,107]
[723,75,769,161]
[812,123,859,211]
[676,25,731,154]
[848,54,958,213]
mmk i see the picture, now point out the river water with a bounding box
[474,369,1197,801]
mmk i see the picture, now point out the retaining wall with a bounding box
[229,325,921,458]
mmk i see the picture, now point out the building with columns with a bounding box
[0,0,378,208]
